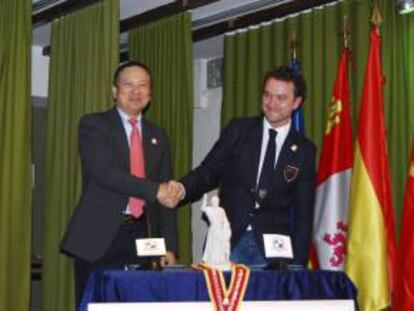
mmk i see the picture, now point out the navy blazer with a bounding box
[180,116,316,265]
[61,107,177,263]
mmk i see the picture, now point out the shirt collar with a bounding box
[116,106,142,125]
[263,118,291,136]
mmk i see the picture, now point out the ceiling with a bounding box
[32,0,291,48]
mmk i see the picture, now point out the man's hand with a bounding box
[156,181,185,208]
[160,251,176,266]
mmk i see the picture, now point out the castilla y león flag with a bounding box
[393,136,414,311]
[345,26,398,311]
[313,47,353,270]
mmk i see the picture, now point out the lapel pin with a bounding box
[151,138,158,145]
[290,144,298,152]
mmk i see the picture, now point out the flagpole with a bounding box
[371,2,383,31]
[290,30,297,61]
[342,15,349,49]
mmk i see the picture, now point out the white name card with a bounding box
[263,234,293,258]
[135,238,166,257]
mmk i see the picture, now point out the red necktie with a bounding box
[128,118,145,218]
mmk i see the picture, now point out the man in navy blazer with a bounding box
[61,61,178,306]
[177,66,316,267]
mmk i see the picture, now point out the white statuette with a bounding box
[201,195,232,270]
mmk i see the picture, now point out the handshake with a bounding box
[156,180,185,208]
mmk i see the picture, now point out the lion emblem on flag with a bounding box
[323,221,348,267]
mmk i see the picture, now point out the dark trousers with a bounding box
[74,217,148,309]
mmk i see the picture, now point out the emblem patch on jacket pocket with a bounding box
[283,165,299,183]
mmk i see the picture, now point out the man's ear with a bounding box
[293,96,303,110]
[111,86,117,100]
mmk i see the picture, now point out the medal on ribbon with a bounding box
[193,263,250,311]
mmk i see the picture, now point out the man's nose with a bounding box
[131,86,140,93]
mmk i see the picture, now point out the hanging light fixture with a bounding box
[396,0,414,15]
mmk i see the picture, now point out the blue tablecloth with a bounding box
[80,269,358,311]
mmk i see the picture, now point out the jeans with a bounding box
[230,230,267,266]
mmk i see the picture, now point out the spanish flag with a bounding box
[393,136,414,311]
[345,25,398,311]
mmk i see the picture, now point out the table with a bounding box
[88,300,355,311]
[80,269,358,311]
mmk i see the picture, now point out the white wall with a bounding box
[189,34,224,262]
[191,58,223,262]
[31,46,49,98]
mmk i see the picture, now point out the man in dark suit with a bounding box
[61,61,178,306]
[175,66,316,267]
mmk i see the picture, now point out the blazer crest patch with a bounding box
[283,165,299,183]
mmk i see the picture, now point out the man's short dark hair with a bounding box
[262,66,307,100]
[113,61,152,86]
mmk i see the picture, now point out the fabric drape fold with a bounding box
[128,12,194,264]
[0,0,32,310]
[42,1,119,310]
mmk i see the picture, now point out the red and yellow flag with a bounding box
[393,136,414,311]
[345,26,398,311]
[313,47,353,270]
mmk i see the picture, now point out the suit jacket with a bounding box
[61,107,177,263]
[180,116,316,265]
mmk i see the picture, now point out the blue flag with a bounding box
[288,58,305,134]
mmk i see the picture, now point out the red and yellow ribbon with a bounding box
[193,263,250,311]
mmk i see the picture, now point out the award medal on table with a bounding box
[194,263,250,311]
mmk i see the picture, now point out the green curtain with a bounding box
[128,12,194,265]
[404,9,414,230]
[0,0,31,310]
[42,1,119,310]
[223,0,414,229]
[401,12,414,138]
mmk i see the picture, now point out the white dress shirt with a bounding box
[256,118,291,186]
[247,118,291,230]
